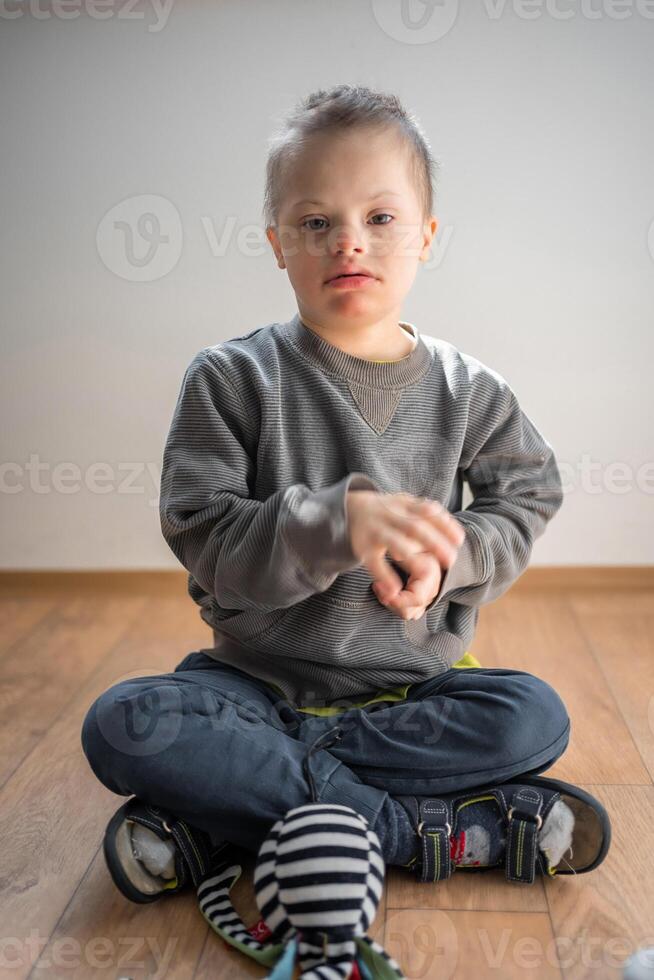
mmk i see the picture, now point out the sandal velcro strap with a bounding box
[414,798,454,883]
[505,786,547,884]
[396,775,611,886]
[142,804,215,889]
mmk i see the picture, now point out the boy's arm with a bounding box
[427,371,564,610]
[159,350,375,612]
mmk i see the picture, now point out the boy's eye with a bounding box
[301,217,328,232]
[300,213,394,232]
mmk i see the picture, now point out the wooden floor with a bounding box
[2,572,653,979]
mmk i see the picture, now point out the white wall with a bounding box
[1,0,653,569]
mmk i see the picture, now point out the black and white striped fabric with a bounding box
[197,802,405,979]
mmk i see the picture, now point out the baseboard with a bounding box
[0,567,652,597]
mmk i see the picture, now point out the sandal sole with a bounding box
[502,774,612,875]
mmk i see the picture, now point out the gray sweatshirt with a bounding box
[159,312,563,706]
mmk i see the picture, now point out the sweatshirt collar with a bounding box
[282,312,432,388]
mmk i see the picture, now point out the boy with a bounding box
[81,85,610,902]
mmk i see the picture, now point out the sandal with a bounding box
[395,773,611,884]
[103,797,231,903]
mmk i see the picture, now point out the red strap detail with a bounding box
[247,917,273,941]
[450,829,465,865]
[247,917,361,978]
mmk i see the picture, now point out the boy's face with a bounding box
[267,126,437,337]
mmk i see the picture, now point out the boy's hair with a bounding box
[262,84,439,231]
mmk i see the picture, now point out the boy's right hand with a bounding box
[345,490,466,596]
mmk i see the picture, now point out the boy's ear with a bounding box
[419,216,438,263]
[266,226,286,270]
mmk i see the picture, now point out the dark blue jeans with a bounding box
[80,650,570,857]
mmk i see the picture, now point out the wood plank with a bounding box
[22,849,206,980]
[570,593,654,783]
[480,596,650,786]
[383,908,562,978]
[0,594,147,788]
[1,596,211,980]
[386,864,549,914]
[542,784,654,980]
[0,598,55,657]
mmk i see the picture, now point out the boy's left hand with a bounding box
[372,551,443,621]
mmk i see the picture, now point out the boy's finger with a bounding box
[373,581,402,604]
[385,598,427,620]
[367,553,403,597]
[380,585,428,611]
[397,572,433,607]
[411,498,466,548]
[405,605,427,620]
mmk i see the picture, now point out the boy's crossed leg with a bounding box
[81,652,570,871]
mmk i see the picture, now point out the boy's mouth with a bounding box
[325,270,375,284]
[326,274,378,290]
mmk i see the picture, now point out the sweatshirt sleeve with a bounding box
[159,350,376,612]
[427,368,564,610]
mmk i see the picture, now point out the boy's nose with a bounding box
[329,224,366,253]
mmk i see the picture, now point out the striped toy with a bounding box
[198,802,406,979]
